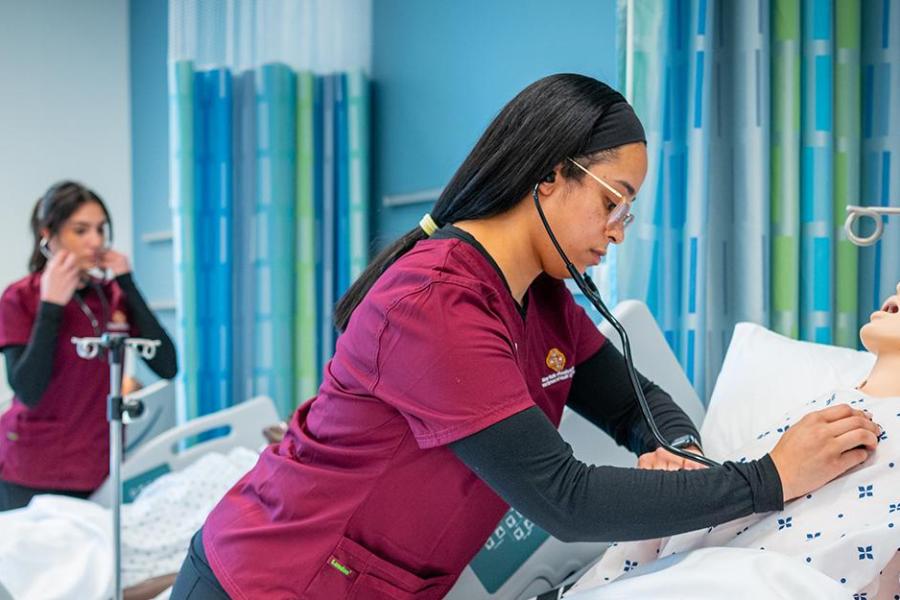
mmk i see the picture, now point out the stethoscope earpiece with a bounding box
[39,238,52,260]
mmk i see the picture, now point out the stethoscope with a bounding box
[532,181,721,469]
[74,282,111,338]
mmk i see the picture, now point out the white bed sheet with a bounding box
[0,495,112,600]
[567,389,900,599]
[565,547,850,599]
[0,447,258,600]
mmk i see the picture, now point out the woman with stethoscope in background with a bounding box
[0,181,178,510]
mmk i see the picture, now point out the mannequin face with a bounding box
[860,282,900,354]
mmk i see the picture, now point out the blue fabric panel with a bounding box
[812,0,831,40]
[693,51,705,128]
[193,69,235,417]
[863,64,874,139]
[335,73,351,298]
[697,0,707,35]
[802,148,815,222]
[312,76,325,373]
[688,236,698,313]
[874,63,890,137]
[814,56,832,131]
[207,68,233,414]
[671,152,686,228]
[814,236,831,312]
[192,71,211,416]
[686,328,696,385]
[232,70,257,406]
[255,63,297,417]
[814,147,833,222]
[319,74,337,367]
[169,60,199,422]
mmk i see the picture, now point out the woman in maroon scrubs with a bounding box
[0,181,178,510]
[172,75,880,600]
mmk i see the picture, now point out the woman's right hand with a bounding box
[769,403,882,502]
[40,249,82,306]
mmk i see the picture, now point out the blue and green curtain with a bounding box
[617,0,899,402]
[169,64,370,420]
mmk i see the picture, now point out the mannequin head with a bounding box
[860,282,900,355]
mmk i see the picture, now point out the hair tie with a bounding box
[419,213,438,237]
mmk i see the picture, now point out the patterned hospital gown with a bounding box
[121,447,259,587]
[570,389,900,599]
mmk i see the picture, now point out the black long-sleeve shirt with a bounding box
[450,340,783,543]
[567,341,701,455]
[3,273,177,408]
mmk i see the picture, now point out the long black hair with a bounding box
[335,74,627,331]
[29,181,113,273]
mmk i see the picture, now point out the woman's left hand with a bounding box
[637,445,708,471]
[100,249,131,276]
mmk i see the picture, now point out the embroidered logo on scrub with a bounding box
[542,348,575,388]
[546,348,566,372]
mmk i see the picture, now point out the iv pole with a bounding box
[71,325,160,600]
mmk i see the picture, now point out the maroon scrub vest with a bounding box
[202,235,606,599]
[0,272,134,491]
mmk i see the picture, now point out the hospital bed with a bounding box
[444,299,707,600]
[122,380,177,457]
[91,395,278,508]
[447,300,882,599]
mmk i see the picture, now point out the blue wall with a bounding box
[371,0,620,244]
[129,0,174,343]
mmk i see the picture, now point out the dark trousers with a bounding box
[170,529,231,599]
[0,478,92,511]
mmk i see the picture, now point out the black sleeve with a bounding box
[567,342,701,456]
[2,301,65,408]
[450,407,783,543]
[116,273,178,380]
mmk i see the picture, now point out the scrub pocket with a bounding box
[301,535,454,600]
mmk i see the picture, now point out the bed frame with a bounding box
[446,300,706,600]
[91,395,279,508]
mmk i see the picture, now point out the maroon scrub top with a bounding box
[202,234,606,599]
[0,272,134,491]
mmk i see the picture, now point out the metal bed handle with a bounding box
[845,205,900,247]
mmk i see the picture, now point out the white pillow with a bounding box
[699,322,875,460]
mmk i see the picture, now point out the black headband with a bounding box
[582,99,647,155]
